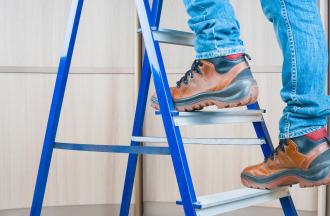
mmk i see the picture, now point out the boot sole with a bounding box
[241,173,330,190]
[151,85,258,112]
[241,161,330,189]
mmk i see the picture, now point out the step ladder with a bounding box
[30,0,299,215]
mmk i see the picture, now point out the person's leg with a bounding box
[182,0,245,59]
[241,0,330,189]
[151,0,258,111]
[261,0,330,138]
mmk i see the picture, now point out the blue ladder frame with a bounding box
[30,0,298,215]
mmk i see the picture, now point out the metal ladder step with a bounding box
[138,27,195,47]
[177,188,290,216]
[132,136,265,145]
[54,142,170,155]
[156,109,265,126]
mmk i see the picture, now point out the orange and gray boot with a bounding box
[241,128,330,189]
[150,53,258,111]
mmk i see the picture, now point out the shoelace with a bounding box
[243,53,252,61]
[266,136,330,162]
[175,54,252,88]
[265,139,289,162]
[176,60,203,88]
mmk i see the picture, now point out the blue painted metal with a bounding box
[54,143,171,155]
[248,103,298,216]
[155,110,180,116]
[150,0,163,27]
[247,103,274,157]
[119,0,164,215]
[280,195,299,216]
[119,0,165,215]
[135,0,197,215]
[30,0,84,215]
[176,200,201,208]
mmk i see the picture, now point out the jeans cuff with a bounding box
[279,126,326,139]
[195,46,246,59]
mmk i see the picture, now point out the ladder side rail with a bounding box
[119,53,153,216]
[120,1,164,214]
[247,103,274,157]
[279,195,299,216]
[30,0,84,215]
[150,0,163,27]
[135,0,198,215]
[248,103,298,216]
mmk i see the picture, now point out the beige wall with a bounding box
[0,0,137,210]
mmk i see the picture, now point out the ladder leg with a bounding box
[248,103,298,216]
[119,55,152,216]
[120,1,164,215]
[136,0,197,215]
[280,196,298,216]
[30,1,84,215]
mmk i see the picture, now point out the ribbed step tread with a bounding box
[132,136,265,145]
[156,109,265,126]
[177,188,289,216]
[197,188,288,209]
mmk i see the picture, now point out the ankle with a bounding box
[224,53,244,61]
[206,53,247,74]
[304,128,328,141]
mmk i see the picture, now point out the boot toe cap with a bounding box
[241,163,269,178]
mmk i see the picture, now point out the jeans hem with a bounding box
[279,126,325,139]
[195,46,246,59]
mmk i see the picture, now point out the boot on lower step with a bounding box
[241,128,330,189]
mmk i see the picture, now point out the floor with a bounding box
[143,202,317,216]
[0,203,317,216]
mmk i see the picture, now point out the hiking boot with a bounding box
[150,53,258,111]
[241,128,330,189]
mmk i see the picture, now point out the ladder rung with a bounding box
[138,27,194,47]
[54,142,170,155]
[132,136,266,145]
[177,188,290,216]
[156,109,265,126]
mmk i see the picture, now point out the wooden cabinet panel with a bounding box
[0,0,136,71]
[0,73,135,209]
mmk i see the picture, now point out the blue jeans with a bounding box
[182,0,330,139]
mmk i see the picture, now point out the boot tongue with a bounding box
[224,53,244,60]
[206,53,246,74]
[291,128,328,154]
[304,128,328,141]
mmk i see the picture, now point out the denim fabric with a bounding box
[182,0,246,59]
[182,0,330,138]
